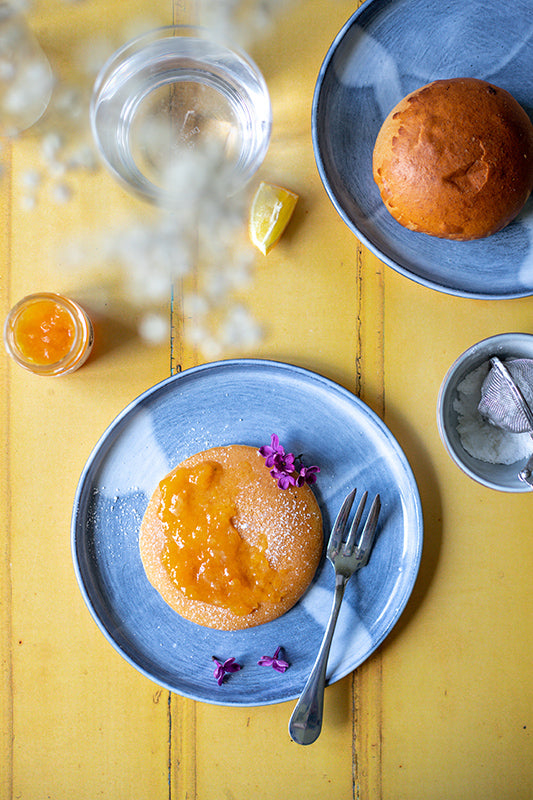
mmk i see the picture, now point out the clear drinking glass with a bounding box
[0,2,53,136]
[90,26,272,203]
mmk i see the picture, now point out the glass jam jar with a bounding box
[3,292,94,375]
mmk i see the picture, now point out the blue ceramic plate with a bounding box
[313,0,533,298]
[72,360,422,706]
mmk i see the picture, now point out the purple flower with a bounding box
[259,434,285,467]
[277,449,295,473]
[259,434,320,491]
[212,656,242,686]
[270,467,297,490]
[260,436,295,473]
[258,646,290,673]
[295,464,320,487]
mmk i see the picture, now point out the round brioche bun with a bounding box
[139,445,323,630]
[372,78,533,240]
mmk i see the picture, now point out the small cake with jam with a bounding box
[139,443,323,630]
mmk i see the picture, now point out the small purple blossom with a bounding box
[260,437,295,477]
[258,646,290,673]
[271,467,297,490]
[276,449,295,475]
[212,656,242,686]
[259,434,285,467]
[295,464,321,487]
[259,434,320,490]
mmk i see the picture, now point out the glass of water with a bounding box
[0,2,53,137]
[90,26,272,203]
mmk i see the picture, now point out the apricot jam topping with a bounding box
[4,293,94,375]
[13,298,76,364]
[157,460,284,616]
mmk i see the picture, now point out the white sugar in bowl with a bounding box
[437,332,533,492]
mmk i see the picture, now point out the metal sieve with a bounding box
[478,356,533,487]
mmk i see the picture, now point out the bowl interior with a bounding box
[312,0,533,299]
[438,334,533,492]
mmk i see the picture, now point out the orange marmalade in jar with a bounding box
[3,293,93,376]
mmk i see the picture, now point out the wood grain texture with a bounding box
[2,0,532,798]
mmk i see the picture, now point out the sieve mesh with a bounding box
[478,357,533,433]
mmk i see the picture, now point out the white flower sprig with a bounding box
[7,1,297,355]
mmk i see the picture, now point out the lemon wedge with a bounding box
[249,181,299,255]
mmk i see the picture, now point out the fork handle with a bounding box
[288,574,347,745]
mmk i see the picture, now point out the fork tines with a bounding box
[327,488,381,562]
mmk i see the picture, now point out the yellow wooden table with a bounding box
[2,1,532,798]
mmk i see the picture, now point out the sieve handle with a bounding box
[519,442,533,489]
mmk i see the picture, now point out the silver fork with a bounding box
[288,488,381,745]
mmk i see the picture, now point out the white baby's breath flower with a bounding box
[198,334,224,360]
[1,57,53,131]
[184,321,207,347]
[26,3,290,353]
[67,144,98,171]
[51,85,85,122]
[75,37,116,77]
[48,160,67,178]
[197,0,294,49]
[138,312,169,345]
[219,303,262,349]
[20,168,41,188]
[40,131,63,162]
[138,271,171,304]
[4,0,32,13]
[51,182,72,203]
[184,319,225,360]
[202,269,232,303]
[0,58,15,80]
[20,193,36,211]
[182,292,210,318]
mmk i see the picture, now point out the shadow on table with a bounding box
[70,289,152,365]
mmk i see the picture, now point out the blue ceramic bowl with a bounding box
[437,334,533,492]
[312,0,533,298]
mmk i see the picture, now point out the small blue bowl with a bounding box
[437,333,533,492]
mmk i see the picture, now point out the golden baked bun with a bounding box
[372,78,533,240]
[139,445,323,630]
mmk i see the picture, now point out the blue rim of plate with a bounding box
[312,0,533,299]
[71,359,423,706]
